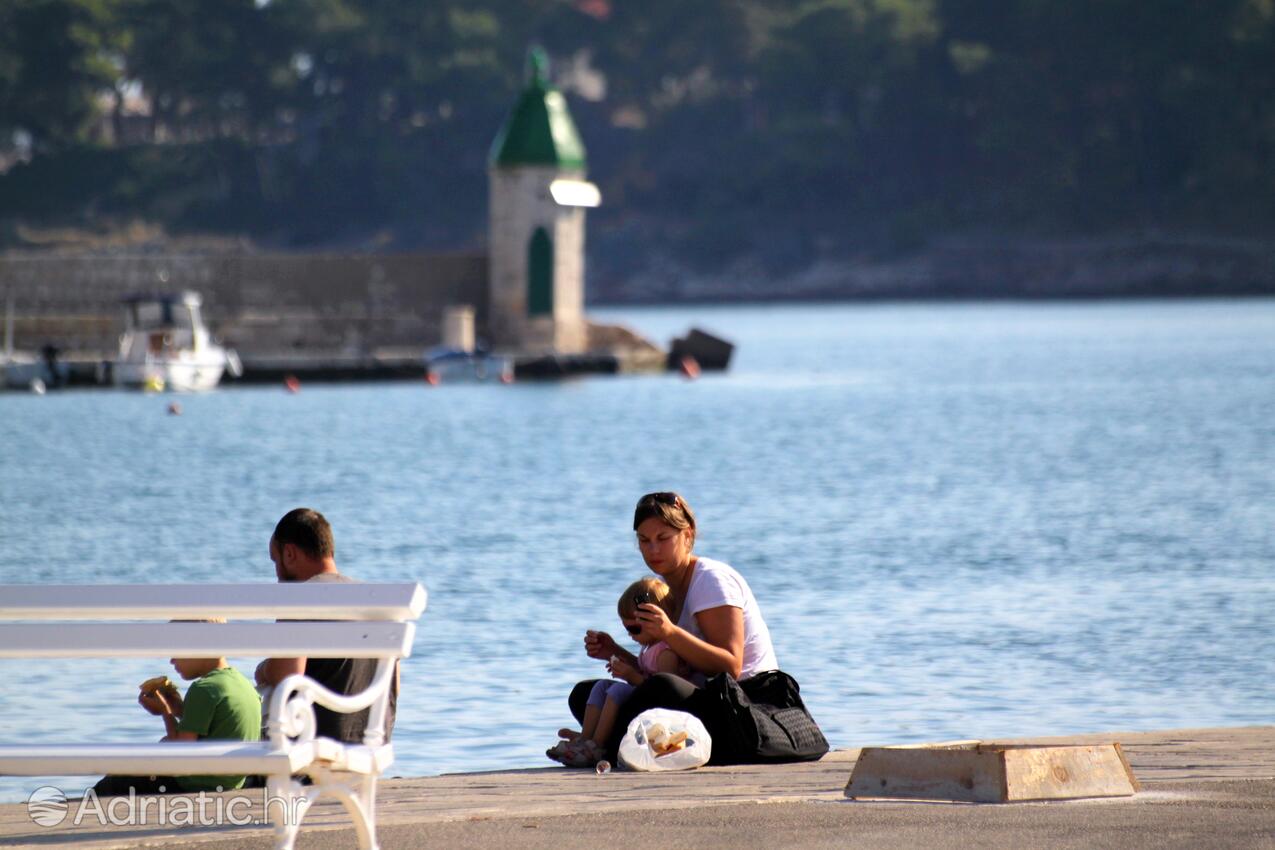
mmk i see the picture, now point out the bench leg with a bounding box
[353,774,380,850]
[312,770,380,850]
[266,775,313,850]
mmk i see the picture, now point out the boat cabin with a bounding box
[119,291,211,360]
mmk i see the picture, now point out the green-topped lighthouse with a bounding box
[488,47,599,354]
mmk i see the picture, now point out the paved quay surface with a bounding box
[1,726,1272,849]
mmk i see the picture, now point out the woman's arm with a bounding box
[640,603,745,679]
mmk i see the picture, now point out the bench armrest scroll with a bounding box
[267,658,396,750]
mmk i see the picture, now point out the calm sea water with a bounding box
[1,299,1273,802]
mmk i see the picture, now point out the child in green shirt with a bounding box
[93,654,261,797]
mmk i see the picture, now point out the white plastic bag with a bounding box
[617,709,712,772]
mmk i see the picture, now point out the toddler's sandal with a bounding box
[560,738,603,768]
[546,740,572,763]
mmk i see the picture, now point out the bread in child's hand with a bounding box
[139,675,172,693]
[139,676,179,698]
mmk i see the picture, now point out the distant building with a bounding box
[487,48,600,354]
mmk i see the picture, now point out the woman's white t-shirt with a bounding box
[676,557,779,680]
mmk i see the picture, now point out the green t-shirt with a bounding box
[175,665,261,792]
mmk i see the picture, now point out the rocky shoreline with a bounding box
[590,233,1275,304]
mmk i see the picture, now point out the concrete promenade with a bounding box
[1,726,1272,849]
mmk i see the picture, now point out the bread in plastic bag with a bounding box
[618,709,711,771]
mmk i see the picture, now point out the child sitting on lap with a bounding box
[548,577,690,768]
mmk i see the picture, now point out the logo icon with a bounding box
[27,785,69,827]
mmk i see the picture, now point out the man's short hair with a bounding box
[272,508,334,559]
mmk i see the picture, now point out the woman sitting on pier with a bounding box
[562,491,828,766]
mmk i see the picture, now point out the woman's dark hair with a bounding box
[633,492,697,540]
[272,508,334,559]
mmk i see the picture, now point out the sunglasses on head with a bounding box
[641,492,680,507]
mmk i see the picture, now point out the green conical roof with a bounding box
[489,48,587,170]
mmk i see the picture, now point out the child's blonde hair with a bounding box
[617,577,674,620]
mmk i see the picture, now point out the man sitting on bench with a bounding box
[94,624,261,797]
[255,508,397,744]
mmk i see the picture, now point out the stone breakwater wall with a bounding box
[0,252,488,355]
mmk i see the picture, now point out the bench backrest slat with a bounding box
[0,622,416,659]
[0,583,426,621]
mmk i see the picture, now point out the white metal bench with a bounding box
[0,582,427,850]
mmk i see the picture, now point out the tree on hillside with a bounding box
[938,0,1275,222]
[114,0,297,143]
[3,0,1275,251]
[0,0,119,153]
[754,0,944,216]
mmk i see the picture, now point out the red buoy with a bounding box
[284,375,301,393]
[425,372,440,386]
[678,355,701,380]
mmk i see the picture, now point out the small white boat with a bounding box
[1,296,62,392]
[112,292,241,392]
[423,346,512,384]
[1,351,63,392]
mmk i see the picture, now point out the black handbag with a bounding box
[692,670,829,765]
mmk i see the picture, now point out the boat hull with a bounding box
[423,348,512,383]
[112,358,226,392]
[1,356,65,390]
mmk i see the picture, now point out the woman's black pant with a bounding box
[569,674,702,761]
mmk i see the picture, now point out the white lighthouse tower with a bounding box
[487,48,600,354]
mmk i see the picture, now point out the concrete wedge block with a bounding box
[845,741,1140,802]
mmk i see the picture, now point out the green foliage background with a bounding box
[2,0,1274,265]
